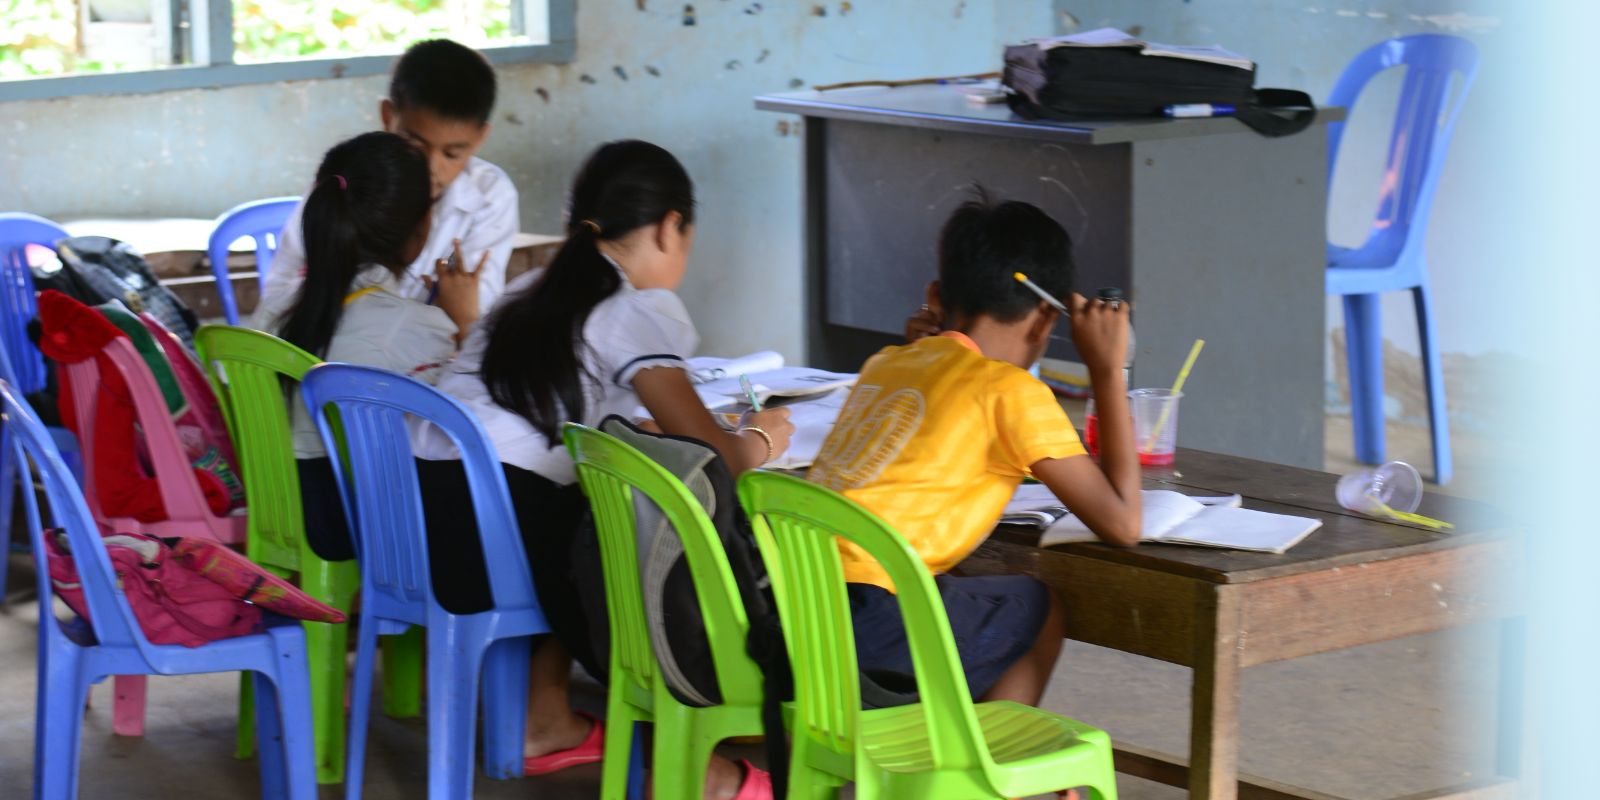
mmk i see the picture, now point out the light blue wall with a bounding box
[1054,0,1501,361]
[0,0,1053,358]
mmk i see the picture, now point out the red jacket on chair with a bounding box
[36,290,235,523]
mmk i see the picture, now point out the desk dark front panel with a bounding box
[819,119,1131,364]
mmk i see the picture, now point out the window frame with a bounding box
[0,0,573,102]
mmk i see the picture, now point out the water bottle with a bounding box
[1083,287,1133,456]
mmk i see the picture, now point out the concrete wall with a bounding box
[0,0,1052,359]
[1053,1,1502,426]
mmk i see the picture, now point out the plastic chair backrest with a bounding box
[208,197,298,325]
[563,424,764,706]
[1325,34,1479,257]
[737,471,989,772]
[194,325,319,570]
[63,336,229,537]
[0,380,149,655]
[0,213,68,394]
[299,363,538,619]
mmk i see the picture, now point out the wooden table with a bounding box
[59,217,563,320]
[957,450,1522,800]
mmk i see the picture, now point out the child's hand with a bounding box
[742,407,796,463]
[1068,292,1131,377]
[424,239,486,341]
[905,303,942,342]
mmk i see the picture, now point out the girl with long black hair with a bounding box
[414,139,793,799]
[258,130,483,560]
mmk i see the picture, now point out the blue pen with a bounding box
[739,374,763,412]
[1164,103,1236,118]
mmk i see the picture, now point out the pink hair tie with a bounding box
[334,174,347,190]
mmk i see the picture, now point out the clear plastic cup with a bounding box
[1129,388,1182,467]
[1335,460,1423,516]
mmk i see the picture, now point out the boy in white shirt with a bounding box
[258,38,518,319]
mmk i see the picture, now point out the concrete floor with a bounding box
[0,412,1507,798]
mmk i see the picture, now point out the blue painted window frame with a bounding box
[0,0,573,102]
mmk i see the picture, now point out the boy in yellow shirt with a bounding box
[808,193,1142,708]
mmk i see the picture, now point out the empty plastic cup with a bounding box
[1129,388,1182,466]
[1335,460,1423,516]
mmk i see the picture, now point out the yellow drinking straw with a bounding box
[1143,339,1206,453]
[1373,501,1456,531]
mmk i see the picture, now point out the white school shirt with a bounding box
[411,266,699,484]
[256,156,518,324]
[257,264,459,458]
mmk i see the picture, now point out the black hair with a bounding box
[937,188,1075,323]
[389,39,497,125]
[278,132,432,359]
[479,140,696,443]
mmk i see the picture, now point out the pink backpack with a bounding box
[46,530,260,647]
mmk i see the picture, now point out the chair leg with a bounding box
[236,674,257,759]
[304,618,350,783]
[478,635,531,779]
[302,556,358,783]
[1341,293,1387,465]
[255,664,317,800]
[34,664,89,800]
[427,622,486,800]
[600,693,645,800]
[381,626,423,719]
[652,702,715,800]
[111,675,146,736]
[344,620,382,800]
[1411,285,1453,485]
[0,435,15,604]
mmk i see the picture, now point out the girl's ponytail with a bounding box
[480,140,695,443]
[278,132,431,358]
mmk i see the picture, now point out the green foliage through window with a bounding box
[233,0,514,64]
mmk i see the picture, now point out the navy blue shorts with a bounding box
[848,574,1051,705]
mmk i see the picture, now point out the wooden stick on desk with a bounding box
[812,71,1000,92]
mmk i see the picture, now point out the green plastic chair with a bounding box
[194,325,423,784]
[563,423,768,800]
[737,470,1120,800]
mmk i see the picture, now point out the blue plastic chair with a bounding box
[300,363,549,800]
[0,213,83,603]
[208,197,299,325]
[2,379,316,800]
[1326,35,1479,485]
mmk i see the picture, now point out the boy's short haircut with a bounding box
[937,188,1075,323]
[390,39,497,125]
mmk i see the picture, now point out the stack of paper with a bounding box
[1028,27,1254,70]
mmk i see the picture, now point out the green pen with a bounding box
[739,374,763,412]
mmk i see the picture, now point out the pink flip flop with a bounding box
[524,711,605,776]
[732,760,773,800]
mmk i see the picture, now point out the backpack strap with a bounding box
[747,614,792,800]
[1235,88,1317,137]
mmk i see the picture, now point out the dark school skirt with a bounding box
[298,457,356,563]
[847,573,1050,704]
[413,458,600,676]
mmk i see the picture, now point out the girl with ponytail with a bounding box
[413,140,792,797]
[258,131,483,561]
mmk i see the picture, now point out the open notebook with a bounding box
[688,352,856,404]
[1012,487,1320,554]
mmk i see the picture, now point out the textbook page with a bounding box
[1031,28,1146,49]
[1037,489,1244,547]
[699,367,857,403]
[1160,506,1321,554]
[766,389,849,470]
[689,351,785,385]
